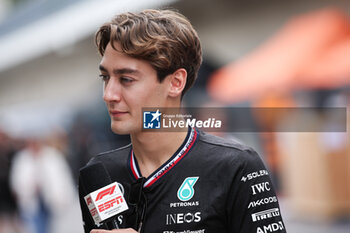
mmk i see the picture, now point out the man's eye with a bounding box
[99,75,109,81]
[120,77,133,83]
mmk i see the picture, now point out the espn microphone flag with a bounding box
[84,182,128,225]
[80,162,128,226]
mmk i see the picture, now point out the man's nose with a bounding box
[103,78,122,102]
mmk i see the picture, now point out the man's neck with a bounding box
[130,129,188,178]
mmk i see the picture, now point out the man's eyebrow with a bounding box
[113,68,140,75]
[99,65,140,75]
[99,64,107,72]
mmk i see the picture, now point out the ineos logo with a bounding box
[166,212,201,225]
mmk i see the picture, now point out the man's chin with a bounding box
[111,122,139,135]
[111,127,130,135]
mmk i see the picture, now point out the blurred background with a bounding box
[0,0,350,232]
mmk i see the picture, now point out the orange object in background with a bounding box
[208,7,350,103]
[252,93,296,194]
[300,38,350,89]
[208,7,350,218]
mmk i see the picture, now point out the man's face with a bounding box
[99,43,169,134]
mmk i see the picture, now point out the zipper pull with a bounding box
[137,221,143,233]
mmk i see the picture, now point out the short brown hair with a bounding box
[95,9,202,97]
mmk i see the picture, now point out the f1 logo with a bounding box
[95,185,116,201]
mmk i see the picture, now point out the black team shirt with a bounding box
[79,128,287,233]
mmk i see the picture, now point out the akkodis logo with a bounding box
[177,177,199,201]
[143,109,162,129]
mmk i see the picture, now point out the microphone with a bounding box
[80,162,129,229]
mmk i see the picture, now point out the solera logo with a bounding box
[95,185,116,201]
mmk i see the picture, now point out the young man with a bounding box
[79,9,286,233]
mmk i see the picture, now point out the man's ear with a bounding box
[168,68,187,98]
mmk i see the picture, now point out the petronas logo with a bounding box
[177,177,199,201]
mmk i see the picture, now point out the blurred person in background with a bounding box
[10,136,76,233]
[79,8,286,233]
[0,130,22,233]
[67,114,131,185]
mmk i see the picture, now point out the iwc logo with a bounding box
[177,177,199,201]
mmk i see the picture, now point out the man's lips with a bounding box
[109,110,128,117]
